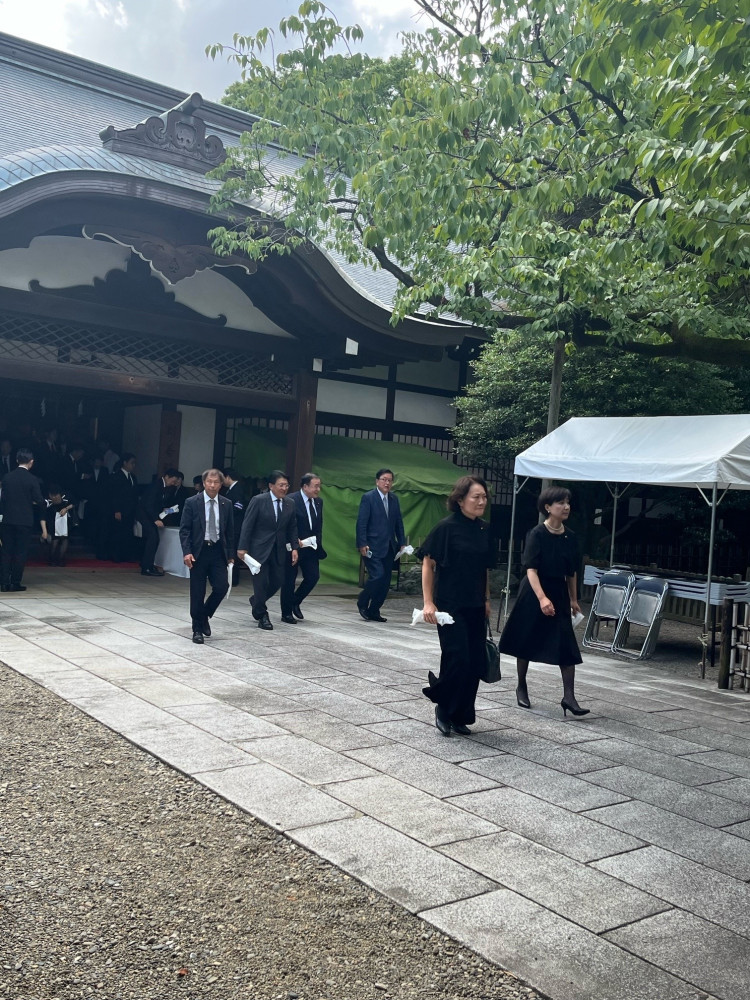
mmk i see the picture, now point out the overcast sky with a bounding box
[1,0,424,101]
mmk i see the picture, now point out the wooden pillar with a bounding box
[286,372,318,489]
[157,408,182,473]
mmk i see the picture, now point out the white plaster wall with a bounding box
[122,404,162,483]
[393,390,456,428]
[317,380,387,419]
[0,236,131,290]
[177,405,217,481]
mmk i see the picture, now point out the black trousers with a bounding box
[358,550,395,614]
[251,551,284,618]
[141,520,159,571]
[0,524,32,586]
[422,606,486,726]
[189,542,229,627]
[280,549,320,614]
[110,516,135,562]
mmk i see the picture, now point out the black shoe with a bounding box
[293,604,304,620]
[201,619,211,637]
[516,686,531,709]
[452,722,472,735]
[281,614,297,624]
[368,613,387,622]
[358,605,371,622]
[0,585,9,592]
[141,568,162,577]
[258,614,273,631]
[192,631,204,644]
[434,706,452,737]
[561,699,590,717]
[9,584,26,592]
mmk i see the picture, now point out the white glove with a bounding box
[411,609,455,627]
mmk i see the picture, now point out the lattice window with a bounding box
[0,311,293,395]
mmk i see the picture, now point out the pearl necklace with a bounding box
[544,519,564,534]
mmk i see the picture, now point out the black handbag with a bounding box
[481,621,501,683]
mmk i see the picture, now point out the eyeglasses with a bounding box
[377,477,393,484]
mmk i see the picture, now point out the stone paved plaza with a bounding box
[3,566,750,1000]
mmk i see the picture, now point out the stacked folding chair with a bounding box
[612,577,670,660]
[582,570,635,651]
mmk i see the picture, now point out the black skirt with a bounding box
[499,574,582,666]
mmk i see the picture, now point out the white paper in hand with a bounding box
[299,536,318,549]
[226,563,233,598]
[242,554,262,575]
[159,505,179,519]
[572,611,584,628]
[54,512,69,537]
[411,609,455,627]
[395,545,414,560]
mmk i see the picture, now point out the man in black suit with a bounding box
[0,448,48,591]
[106,453,138,562]
[355,468,406,622]
[221,468,246,586]
[237,469,299,630]
[137,468,180,576]
[179,468,234,644]
[280,472,326,622]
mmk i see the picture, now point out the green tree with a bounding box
[453,337,748,466]
[208,0,750,365]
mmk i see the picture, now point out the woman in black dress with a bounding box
[499,486,589,717]
[419,476,495,737]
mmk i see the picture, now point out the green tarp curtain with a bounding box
[235,428,463,585]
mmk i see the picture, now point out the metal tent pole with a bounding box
[610,488,619,567]
[501,476,528,630]
[701,482,719,678]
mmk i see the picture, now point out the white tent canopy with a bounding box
[505,415,750,665]
[514,415,750,490]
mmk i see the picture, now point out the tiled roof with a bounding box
[0,34,463,331]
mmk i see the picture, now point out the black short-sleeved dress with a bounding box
[418,510,496,726]
[499,523,582,666]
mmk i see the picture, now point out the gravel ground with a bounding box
[0,665,540,1000]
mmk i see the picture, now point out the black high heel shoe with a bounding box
[561,699,590,717]
[516,687,531,709]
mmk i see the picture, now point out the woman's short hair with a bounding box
[537,486,572,515]
[447,475,488,512]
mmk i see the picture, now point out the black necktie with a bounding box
[275,498,281,521]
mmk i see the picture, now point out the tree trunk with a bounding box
[540,338,566,497]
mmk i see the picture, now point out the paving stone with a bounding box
[345,744,499,798]
[640,710,750,738]
[326,774,501,846]
[73,687,178,732]
[576,717,718,755]
[116,674,215,708]
[266,709,388,752]
[573,737,731,785]
[169,701,289,741]
[220,684,307,716]
[317,674,406,703]
[291,815,495,913]
[237,734,377,784]
[423,889,703,1000]
[680,749,750,777]
[669,726,750,757]
[579,701,692,731]
[197,762,355,830]
[447,787,643,861]
[593,845,750,937]
[441,831,669,932]
[582,764,750,826]
[605,909,750,1000]
[583,800,750,879]
[128,720,254,773]
[704,777,750,805]
[365,719,503,763]
[474,729,612,774]
[462,755,629,811]
[290,690,405,725]
[476,706,605,745]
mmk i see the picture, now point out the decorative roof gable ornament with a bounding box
[100,93,227,174]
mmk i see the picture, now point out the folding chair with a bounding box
[612,577,670,660]
[582,570,635,651]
